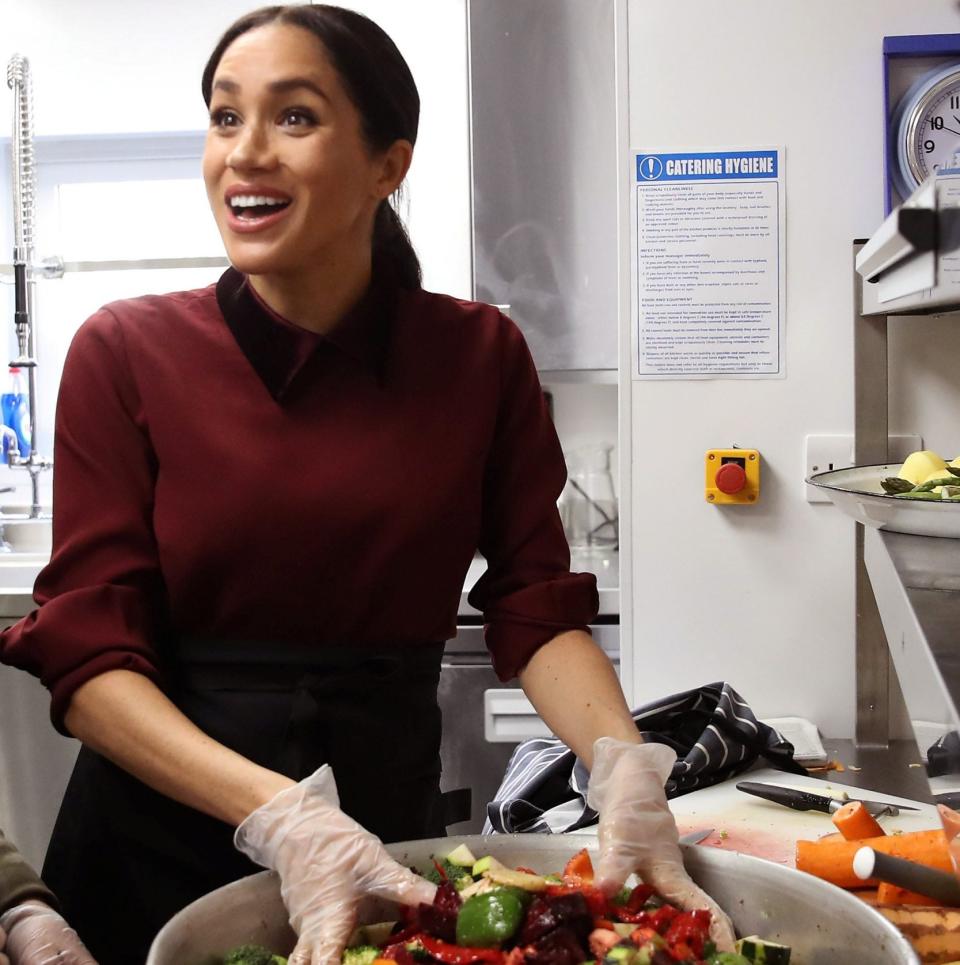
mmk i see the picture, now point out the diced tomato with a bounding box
[667,940,695,962]
[418,935,505,964]
[561,848,595,886]
[628,926,660,947]
[663,910,710,958]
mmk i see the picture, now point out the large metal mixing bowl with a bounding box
[147,834,919,965]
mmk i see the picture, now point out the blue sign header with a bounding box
[635,150,778,183]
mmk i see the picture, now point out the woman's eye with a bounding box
[281,108,317,127]
[210,108,240,129]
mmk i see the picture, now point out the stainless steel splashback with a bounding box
[468,0,619,371]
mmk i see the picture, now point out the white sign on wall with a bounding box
[631,147,786,380]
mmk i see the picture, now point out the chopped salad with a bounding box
[218,845,791,965]
[344,844,790,965]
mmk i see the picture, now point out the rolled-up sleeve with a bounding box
[468,314,598,679]
[0,308,165,733]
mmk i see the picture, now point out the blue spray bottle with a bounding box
[1,367,31,464]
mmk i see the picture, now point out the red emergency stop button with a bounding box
[715,462,747,495]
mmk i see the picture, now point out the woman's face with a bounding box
[203,23,405,279]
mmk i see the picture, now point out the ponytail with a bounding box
[373,197,422,290]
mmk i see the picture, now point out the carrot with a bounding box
[832,800,885,841]
[795,829,953,888]
[562,848,594,885]
[876,881,943,907]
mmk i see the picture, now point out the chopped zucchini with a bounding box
[446,844,477,867]
[735,935,791,965]
[472,855,494,876]
[602,944,637,965]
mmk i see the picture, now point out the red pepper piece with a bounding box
[418,935,505,964]
[433,859,449,881]
[625,884,655,912]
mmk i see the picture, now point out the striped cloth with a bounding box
[484,681,805,834]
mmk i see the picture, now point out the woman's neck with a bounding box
[247,252,373,335]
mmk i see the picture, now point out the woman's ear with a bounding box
[374,139,414,200]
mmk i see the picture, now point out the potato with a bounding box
[899,450,948,485]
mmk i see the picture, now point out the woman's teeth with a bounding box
[229,195,292,218]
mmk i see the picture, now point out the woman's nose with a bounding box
[226,124,277,172]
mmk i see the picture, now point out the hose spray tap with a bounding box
[7,54,35,365]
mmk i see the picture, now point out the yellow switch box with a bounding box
[705,449,760,504]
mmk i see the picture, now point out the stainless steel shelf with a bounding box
[864,528,960,738]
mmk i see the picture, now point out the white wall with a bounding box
[626,0,960,738]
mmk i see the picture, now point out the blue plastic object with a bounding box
[2,367,31,463]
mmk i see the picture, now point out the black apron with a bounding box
[42,639,447,965]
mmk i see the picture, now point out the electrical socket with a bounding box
[804,433,923,504]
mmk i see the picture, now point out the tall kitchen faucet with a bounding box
[6,54,52,519]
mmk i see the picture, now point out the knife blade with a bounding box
[735,781,920,817]
[678,827,714,845]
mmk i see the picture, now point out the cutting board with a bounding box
[668,766,940,868]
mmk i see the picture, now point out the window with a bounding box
[1,132,227,462]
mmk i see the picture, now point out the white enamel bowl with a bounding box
[147,834,917,965]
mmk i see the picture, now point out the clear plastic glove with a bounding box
[0,923,8,965]
[0,900,97,965]
[586,738,736,953]
[235,765,437,965]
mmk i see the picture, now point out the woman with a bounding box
[0,829,95,964]
[0,6,733,965]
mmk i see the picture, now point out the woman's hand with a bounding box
[0,900,97,965]
[235,765,436,965]
[586,738,737,953]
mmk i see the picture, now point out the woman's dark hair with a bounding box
[202,4,422,289]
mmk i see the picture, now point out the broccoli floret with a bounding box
[342,946,380,965]
[422,858,472,887]
[223,945,287,965]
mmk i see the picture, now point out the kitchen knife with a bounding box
[735,781,920,817]
[854,847,960,905]
[678,827,714,845]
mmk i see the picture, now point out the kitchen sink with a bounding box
[0,517,52,554]
[0,551,47,588]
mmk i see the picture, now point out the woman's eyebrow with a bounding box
[212,76,331,103]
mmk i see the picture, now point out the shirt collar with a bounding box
[215,267,396,401]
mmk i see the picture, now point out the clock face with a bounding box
[893,62,960,200]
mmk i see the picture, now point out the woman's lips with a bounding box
[224,201,293,234]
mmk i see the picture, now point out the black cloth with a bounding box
[485,681,806,833]
[41,640,446,965]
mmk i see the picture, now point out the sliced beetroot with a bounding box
[543,893,592,944]
[516,897,557,945]
[436,881,464,914]
[419,902,458,944]
[523,927,586,965]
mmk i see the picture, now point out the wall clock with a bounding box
[890,60,960,202]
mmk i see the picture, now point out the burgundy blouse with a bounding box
[0,270,598,731]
